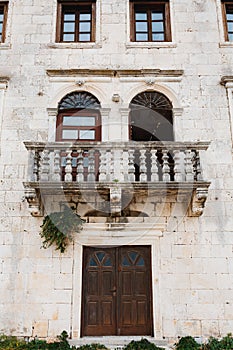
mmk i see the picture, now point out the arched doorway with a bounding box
[129,91,173,141]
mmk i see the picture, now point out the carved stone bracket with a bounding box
[189,187,209,217]
[110,186,122,216]
[24,188,43,217]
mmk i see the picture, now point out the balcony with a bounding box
[23,141,210,217]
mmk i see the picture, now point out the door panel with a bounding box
[82,246,152,336]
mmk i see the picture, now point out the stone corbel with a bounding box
[189,187,208,217]
[110,186,122,216]
[24,188,43,217]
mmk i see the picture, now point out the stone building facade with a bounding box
[0,0,233,347]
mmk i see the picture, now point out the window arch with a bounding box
[129,90,173,141]
[56,91,101,141]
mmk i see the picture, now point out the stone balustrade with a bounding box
[24,141,209,183]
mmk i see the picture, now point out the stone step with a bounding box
[69,336,171,349]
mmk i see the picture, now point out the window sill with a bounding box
[126,42,177,49]
[0,43,11,50]
[219,42,233,48]
[47,42,102,49]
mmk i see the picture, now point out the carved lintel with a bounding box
[189,187,208,217]
[24,188,43,217]
[110,187,122,216]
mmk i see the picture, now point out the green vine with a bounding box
[40,206,85,253]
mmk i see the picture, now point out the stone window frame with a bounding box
[221,1,233,42]
[221,77,233,147]
[0,2,8,43]
[56,0,96,43]
[129,0,172,43]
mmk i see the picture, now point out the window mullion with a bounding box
[148,9,152,41]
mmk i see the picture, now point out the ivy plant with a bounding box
[40,206,85,253]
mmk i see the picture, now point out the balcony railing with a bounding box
[24,141,209,183]
[23,141,210,217]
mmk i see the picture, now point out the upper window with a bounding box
[222,1,233,41]
[130,0,171,42]
[56,91,101,141]
[56,1,96,42]
[0,2,8,43]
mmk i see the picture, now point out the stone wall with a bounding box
[0,0,233,341]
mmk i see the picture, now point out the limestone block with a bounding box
[32,321,48,338]
[54,273,73,290]
[187,303,224,319]
[172,244,192,258]
[197,290,214,304]
[202,258,228,274]
[176,320,201,336]
[190,274,217,290]
[48,320,71,338]
[201,320,220,337]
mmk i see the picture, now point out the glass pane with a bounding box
[129,251,138,263]
[89,257,98,266]
[79,33,91,41]
[83,157,89,167]
[79,130,95,139]
[0,34,1,41]
[96,252,105,263]
[0,24,2,33]
[227,13,233,20]
[227,22,233,32]
[72,157,77,167]
[152,22,164,32]
[136,33,148,41]
[228,33,233,41]
[64,13,75,21]
[79,22,91,32]
[64,22,75,32]
[136,256,145,266]
[103,257,112,266]
[135,12,147,20]
[152,33,165,41]
[80,13,91,21]
[122,256,131,266]
[61,156,66,167]
[0,14,4,21]
[152,12,163,20]
[63,33,75,42]
[136,22,148,32]
[62,129,78,139]
[63,116,95,126]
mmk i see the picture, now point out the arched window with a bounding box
[129,91,173,141]
[56,91,101,141]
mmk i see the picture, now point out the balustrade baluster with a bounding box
[173,149,183,182]
[139,149,147,182]
[64,151,72,182]
[185,149,194,181]
[128,149,135,181]
[195,150,202,181]
[53,149,61,181]
[162,150,170,181]
[30,150,40,181]
[110,150,115,181]
[76,150,84,182]
[87,150,95,182]
[151,149,159,181]
[99,149,107,181]
[40,150,50,181]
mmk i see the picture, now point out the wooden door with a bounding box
[82,246,153,336]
